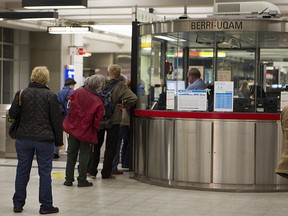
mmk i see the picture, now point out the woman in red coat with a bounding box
[63,74,105,187]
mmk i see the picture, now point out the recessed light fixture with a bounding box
[22,0,87,9]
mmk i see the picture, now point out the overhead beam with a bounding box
[88,0,215,8]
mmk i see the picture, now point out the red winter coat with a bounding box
[62,86,104,145]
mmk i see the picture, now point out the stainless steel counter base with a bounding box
[134,117,288,192]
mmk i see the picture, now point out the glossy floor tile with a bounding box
[1,156,288,216]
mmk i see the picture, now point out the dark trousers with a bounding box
[88,124,119,178]
[65,135,91,183]
[13,138,54,209]
[112,125,130,170]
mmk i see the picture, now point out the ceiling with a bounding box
[0,0,288,37]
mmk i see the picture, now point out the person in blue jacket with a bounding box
[58,78,77,116]
[54,78,76,159]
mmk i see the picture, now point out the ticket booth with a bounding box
[132,17,288,191]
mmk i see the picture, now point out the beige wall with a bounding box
[30,32,62,93]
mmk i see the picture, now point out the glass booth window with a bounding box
[260,49,288,113]
[138,32,286,113]
[138,34,187,110]
[217,50,256,112]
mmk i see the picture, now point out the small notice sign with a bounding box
[177,90,207,111]
[214,81,234,112]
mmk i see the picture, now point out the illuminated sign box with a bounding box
[47,26,93,34]
[65,65,75,79]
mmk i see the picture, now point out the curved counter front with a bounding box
[133,110,288,191]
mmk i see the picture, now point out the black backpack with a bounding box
[98,81,118,129]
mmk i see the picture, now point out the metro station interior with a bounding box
[1,0,288,216]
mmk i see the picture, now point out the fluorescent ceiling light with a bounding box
[154,35,186,42]
[47,26,93,34]
[0,11,58,20]
[22,0,87,9]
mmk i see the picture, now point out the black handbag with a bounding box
[8,89,23,139]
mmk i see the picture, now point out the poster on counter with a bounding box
[177,90,207,111]
[166,89,175,110]
[281,91,288,111]
[214,81,234,112]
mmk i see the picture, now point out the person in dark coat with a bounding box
[9,66,63,214]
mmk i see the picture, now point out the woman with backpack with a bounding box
[87,64,137,179]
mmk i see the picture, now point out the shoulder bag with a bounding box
[9,89,23,139]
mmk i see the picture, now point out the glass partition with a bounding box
[137,23,288,113]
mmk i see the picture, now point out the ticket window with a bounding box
[137,32,286,113]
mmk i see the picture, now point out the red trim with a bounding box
[134,110,280,121]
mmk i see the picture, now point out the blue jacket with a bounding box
[57,86,74,116]
[186,78,207,90]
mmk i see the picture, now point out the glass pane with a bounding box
[3,44,13,59]
[3,61,13,104]
[217,50,255,112]
[260,48,288,113]
[164,42,184,110]
[189,48,214,85]
[3,28,14,43]
[138,34,152,109]
[0,27,2,41]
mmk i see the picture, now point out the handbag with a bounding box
[9,89,23,139]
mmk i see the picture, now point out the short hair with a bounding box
[30,66,50,85]
[108,64,121,79]
[187,68,201,79]
[64,78,77,86]
[86,74,105,92]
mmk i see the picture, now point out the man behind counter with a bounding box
[186,67,207,90]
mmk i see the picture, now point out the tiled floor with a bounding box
[1,155,288,216]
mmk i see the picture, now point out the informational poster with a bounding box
[177,90,207,111]
[281,91,288,111]
[214,81,234,112]
[166,89,175,110]
[217,70,231,81]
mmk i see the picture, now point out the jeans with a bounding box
[88,124,119,178]
[65,135,91,183]
[13,138,55,209]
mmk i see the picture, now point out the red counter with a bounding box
[135,110,280,121]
